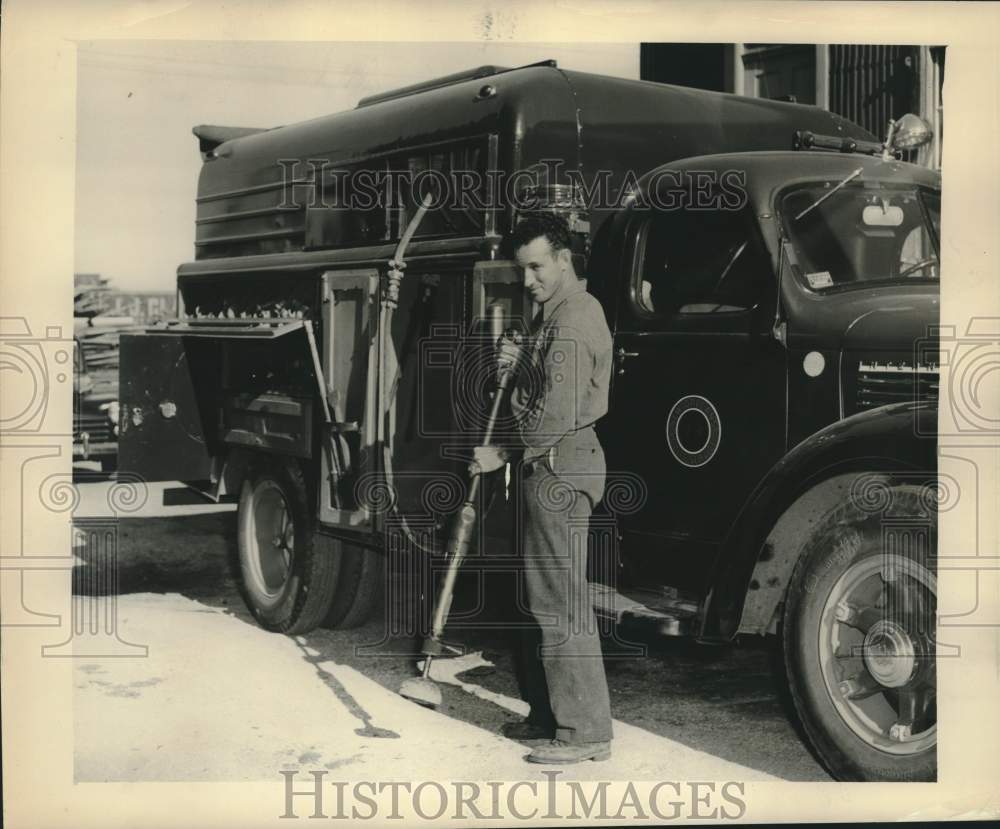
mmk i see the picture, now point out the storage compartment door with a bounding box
[319,270,379,528]
[118,333,217,482]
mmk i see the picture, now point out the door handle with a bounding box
[615,346,639,375]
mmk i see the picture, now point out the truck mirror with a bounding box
[862,204,905,227]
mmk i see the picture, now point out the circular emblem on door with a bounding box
[665,395,722,468]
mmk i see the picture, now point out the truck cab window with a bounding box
[635,207,772,316]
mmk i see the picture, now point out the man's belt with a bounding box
[521,424,598,475]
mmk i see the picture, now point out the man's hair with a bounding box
[509,213,572,255]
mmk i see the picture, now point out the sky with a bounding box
[74,41,639,293]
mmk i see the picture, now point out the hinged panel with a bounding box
[118,333,217,482]
[319,269,380,529]
[144,319,306,339]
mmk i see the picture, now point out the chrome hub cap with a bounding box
[862,620,917,688]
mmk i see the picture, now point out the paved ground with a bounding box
[71,480,829,783]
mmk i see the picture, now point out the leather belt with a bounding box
[522,445,557,477]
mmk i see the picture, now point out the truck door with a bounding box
[602,205,787,592]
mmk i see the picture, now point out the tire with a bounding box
[237,456,342,634]
[324,541,384,629]
[781,484,937,781]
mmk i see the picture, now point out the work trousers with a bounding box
[513,461,613,745]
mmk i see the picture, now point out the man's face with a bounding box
[515,236,573,304]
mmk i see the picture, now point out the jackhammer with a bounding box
[398,306,524,708]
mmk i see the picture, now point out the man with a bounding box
[472,213,614,764]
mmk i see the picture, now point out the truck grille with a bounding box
[855,361,939,411]
[74,411,113,444]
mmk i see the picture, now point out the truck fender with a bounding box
[736,471,882,636]
[215,447,333,513]
[217,447,254,501]
[698,401,936,642]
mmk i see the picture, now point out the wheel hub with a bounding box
[817,551,937,757]
[272,521,293,551]
[245,481,294,598]
[862,620,917,688]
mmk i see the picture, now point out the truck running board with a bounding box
[589,582,699,637]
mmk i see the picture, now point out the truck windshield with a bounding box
[780,183,940,292]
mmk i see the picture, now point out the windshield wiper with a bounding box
[794,167,864,221]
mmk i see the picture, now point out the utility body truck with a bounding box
[120,61,941,781]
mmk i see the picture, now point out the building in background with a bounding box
[74,271,112,318]
[103,291,177,323]
[640,44,944,168]
[74,273,176,379]
[74,272,176,324]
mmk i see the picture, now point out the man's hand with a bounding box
[496,331,523,376]
[469,445,509,477]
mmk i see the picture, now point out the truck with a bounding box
[119,60,940,782]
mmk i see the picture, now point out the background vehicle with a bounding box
[119,62,939,780]
[73,338,119,473]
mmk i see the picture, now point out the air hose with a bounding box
[377,193,446,557]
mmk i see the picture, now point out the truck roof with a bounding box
[192,62,876,261]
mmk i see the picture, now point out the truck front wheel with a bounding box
[237,457,341,634]
[781,486,937,781]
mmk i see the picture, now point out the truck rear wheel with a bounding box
[237,457,341,634]
[781,486,937,781]
[324,542,384,629]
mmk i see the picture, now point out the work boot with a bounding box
[525,739,611,764]
[501,720,553,741]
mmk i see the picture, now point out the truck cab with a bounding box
[601,151,938,594]
[594,151,939,781]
